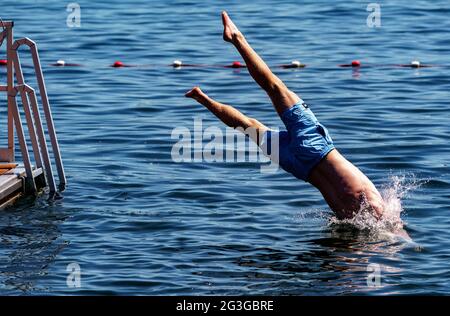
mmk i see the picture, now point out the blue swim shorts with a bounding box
[261,99,335,182]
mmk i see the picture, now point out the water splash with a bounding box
[328,174,424,241]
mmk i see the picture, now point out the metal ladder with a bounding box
[0,21,66,195]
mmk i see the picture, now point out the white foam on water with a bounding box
[328,174,425,243]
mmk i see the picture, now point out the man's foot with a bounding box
[222,11,242,43]
[185,86,204,101]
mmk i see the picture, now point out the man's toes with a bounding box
[222,11,228,26]
[185,89,194,98]
[185,87,201,98]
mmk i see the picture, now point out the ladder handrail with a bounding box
[0,29,7,45]
[12,37,66,189]
[11,53,44,171]
[10,46,58,193]
[18,83,58,193]
[1,21,66,196]
[7,88,37,193]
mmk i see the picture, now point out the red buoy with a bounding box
[112,61,124,68]
[351,60,361,67]
[0,59,7,66]
[231,61,243,68]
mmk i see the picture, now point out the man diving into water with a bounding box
[185,12,385,220]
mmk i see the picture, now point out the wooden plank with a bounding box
[0,172,18,187]
[0,175,22,201]
[0,169,11,176]
[0,166,44,208]
[0,163,18,169]
[0,192,22,209]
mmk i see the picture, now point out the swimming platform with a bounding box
[0,21,66,208]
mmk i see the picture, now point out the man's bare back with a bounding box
[186,12,385,219]
[310,150,384,219]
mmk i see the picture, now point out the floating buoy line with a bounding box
[0,59,437,69]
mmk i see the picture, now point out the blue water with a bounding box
[0,0,449,295]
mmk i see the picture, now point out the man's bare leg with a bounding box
[185,87,268,144]
[222,11,299,116]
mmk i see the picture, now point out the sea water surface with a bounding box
[0,0,449,295]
